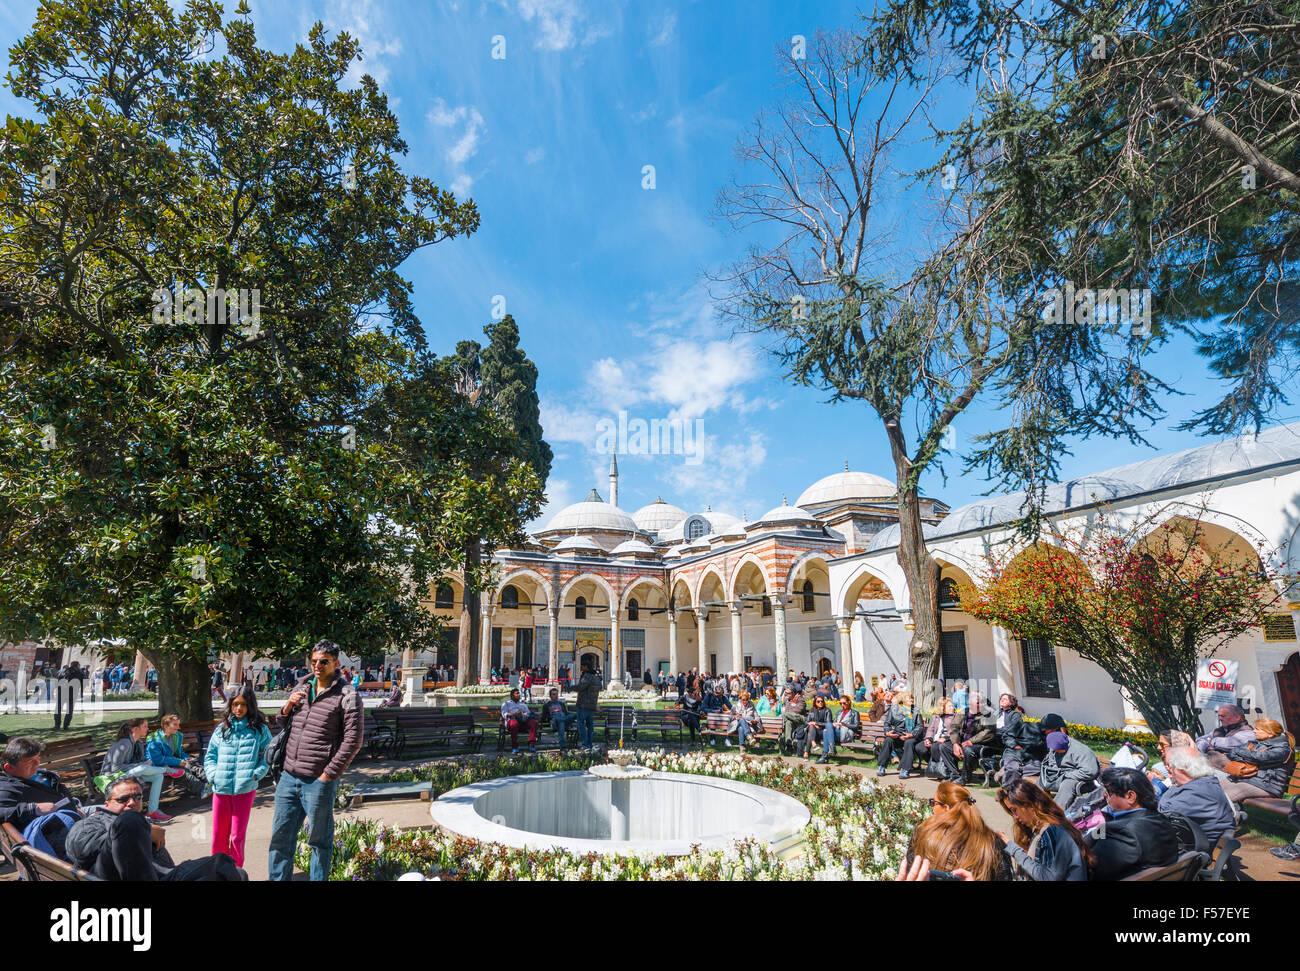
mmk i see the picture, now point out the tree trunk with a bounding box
[883,424,942,698]
[142,649,213,722]
[456,540,482,687]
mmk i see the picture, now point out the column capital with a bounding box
[834,615,853,634]
[695,605,710,621]
[548,603,560,618]
[729,601,744,614]
[609,607,620,622]
[770,597,786,613]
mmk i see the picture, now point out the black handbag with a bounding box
[265,709,296,785]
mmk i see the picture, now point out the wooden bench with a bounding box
[389,711,483,758]
[1122,850,1205,882]
[0,821,25,872]
[41,736,97,800]
[617,709,686,747]
[698,712,781,749]
[366,708,411,758]
[15,841,102,882]
[1239,759,1300,830]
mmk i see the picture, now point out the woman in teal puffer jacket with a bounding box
[203,687,272,867]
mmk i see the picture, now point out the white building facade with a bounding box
[434,426,1300,735]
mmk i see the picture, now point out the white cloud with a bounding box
[666,431,769,498]
[649,12,677,47]
[539,399,602,444]
[524,147,546,165]
[517,0,582,50]
[527,477,572,532]
[324,0,403,87]
[427,98,484,199]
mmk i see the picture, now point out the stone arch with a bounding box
[669,576,694,612]
[838,564,899,615]
[620,576,669,612]
[495,568,553,610]
[730,555,772,603]
[694,566,728,608]
[1133,506,1273,569]
[783,551,831,595]
[558,572,616,609]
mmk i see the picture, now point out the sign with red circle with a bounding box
[1208,661,1227,678]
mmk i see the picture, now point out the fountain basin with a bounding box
[429,770,810,857]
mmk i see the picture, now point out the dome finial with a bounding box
[782,493,787,505]
[844,459,850,472]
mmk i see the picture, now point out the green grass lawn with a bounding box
[0,709,159,750]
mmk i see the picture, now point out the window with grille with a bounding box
[801,580,815,613]
[761,596,772,617]
[627,598,639,621]
[685,516,708,540]
[938,577,960,608]
[1020,638,1061,698]
[574,596,587,620]
[434,583,454,609]
[500,585,520,610]
[939,630,969,681]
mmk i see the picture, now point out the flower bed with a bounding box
[1023,717,1159,749]
[306,750,926,880]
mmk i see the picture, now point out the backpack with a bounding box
[1020,719,1045,752]
[22,809,82,861]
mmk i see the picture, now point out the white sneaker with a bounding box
[724,739,732,747]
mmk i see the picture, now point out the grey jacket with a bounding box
[1158,775,1237,846]
[575,670,601,711]
[1225,734,1296,797]
[1039,736,1101,793]
[1196,721,1256,753]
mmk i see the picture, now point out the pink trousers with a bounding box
[211,790,256,866]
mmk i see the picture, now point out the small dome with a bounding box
[662,544,686,560]
[864,522,938,552]
[542,496,638,535]
[681,536,711,553]
[748,497,821,530]
[552,535,607,556]
[797,469,897,508]
[632,497,688,534]
[611,539,658,558]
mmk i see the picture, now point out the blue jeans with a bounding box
[125,764,168,813]
[576,709,595,748]
[268,772,340,881]
[552,713,577,748]
[736,719,757,746]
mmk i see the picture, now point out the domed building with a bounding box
[419,423,1300,738]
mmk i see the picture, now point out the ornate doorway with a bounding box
[1276,651,1300,735]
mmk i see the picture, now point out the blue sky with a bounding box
[3,0,1294,530]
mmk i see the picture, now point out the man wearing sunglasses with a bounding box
[64,776,244,880]
[267,638,363,881]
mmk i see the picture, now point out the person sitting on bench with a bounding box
[65,777,245,881]
[878,691,923,779]
[0,737,85,854]
[1039,730,1101,810]
[541,688,576,750]
[500,689,540,754]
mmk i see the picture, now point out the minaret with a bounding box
[609,451,619,507]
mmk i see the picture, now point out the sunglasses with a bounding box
[111,791,144,805]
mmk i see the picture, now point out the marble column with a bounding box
[696,607,709,675]
[132,650,148,688]
[668,610,679,676]
[479,604,494,684]
[729,603,744,676]
[609,608,621,684]
[548,605,560,685]
[773,600,788,683]
[836,616,856,699]
[991,625,1015,699]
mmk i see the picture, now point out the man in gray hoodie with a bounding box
[1039,730,1101,809]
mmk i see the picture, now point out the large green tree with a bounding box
[445,314,552,686]
[0,0,540,718]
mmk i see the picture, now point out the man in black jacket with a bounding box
[64,777,244,881]
[1083,767,1180,880]
[0,738,85,850]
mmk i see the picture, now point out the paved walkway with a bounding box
[4,750,1295,881]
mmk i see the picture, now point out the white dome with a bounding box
[663,544,686,560]
[632,497,688,533]
[552,535,607,556]
[611,539,658,557]
[748,499,821,530]
[543,495,638,535]
[796,469,896,508]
